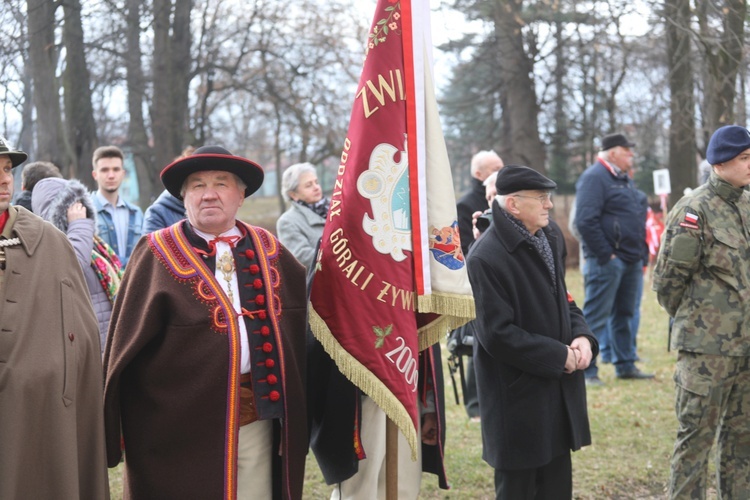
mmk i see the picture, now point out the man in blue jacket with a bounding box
[91,145,143,267]
[574,133,652,385]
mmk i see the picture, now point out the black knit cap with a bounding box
[0,136,28,168]
[160,145,264,200]
[495,164,557,195]
[601,133,635,151]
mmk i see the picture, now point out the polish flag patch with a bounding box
[680,212,700,229]
[566,291,575,303]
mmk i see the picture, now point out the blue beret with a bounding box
[706,125,750,165]
[495,165,557,195]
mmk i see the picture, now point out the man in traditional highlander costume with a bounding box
[103,146,308,499]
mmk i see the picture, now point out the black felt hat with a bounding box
[160,145,264,200]
[0,136,28,168]
[495,164,557,195]
[601,133,635,151]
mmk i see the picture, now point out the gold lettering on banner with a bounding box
[329,138,351,221]
[375,281,415,311]
[377,281,390,303]
[327,228,409,307]
[355,69,406,119]
[329,228,374,291]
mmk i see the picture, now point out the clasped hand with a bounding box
[564,337,593,374]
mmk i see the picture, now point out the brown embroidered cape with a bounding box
[103,220,307,499]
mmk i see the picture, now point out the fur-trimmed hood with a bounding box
[31,178,96,232]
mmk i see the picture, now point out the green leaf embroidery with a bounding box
[373,324,394,349]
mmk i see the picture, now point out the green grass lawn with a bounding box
[109,268,692,499]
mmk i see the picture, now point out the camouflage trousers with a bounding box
[669,352,750,499]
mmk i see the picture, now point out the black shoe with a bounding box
[585,376,605,387]
[617,368,654,380]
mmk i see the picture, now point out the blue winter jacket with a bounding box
[92,193,144,268]
[142,189,185,234]
[574,160,648,265]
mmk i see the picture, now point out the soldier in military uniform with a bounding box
[653,125,750,499]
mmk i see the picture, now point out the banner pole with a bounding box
[386,417,398,500]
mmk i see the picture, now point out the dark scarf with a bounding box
[295,197,330,219]
[501,209,556,291]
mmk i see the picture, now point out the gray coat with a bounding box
[31,178,112,349]
[276,202,325,270]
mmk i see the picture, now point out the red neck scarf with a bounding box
[0,210,9,234]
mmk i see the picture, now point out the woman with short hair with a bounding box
[276,162,329,270]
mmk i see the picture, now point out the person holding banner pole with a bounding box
[309,0,474,497]
[307,315,448,499]
[468,165,597,499]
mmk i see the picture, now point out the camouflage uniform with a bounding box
[653,172,750,499]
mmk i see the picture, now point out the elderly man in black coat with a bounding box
[467,165,598,499]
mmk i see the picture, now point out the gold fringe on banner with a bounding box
[417,292,475,319]
[416,293,475,351]
[309,305,420,460]
[417,314,470,352]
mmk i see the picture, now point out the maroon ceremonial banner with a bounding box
[309,0,474,457]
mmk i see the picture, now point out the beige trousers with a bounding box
[331,396,422,500]
[237,419,273,499]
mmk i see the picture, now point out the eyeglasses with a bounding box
[512,192,553,204]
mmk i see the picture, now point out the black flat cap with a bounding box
[601,133,635,151]
[160,145,264,200]
[495,164,557,195]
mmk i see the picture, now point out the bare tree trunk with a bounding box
[274,105,286,216]
[151,0,173,171]
[19,65,34,159]
[126,0,156,207]
[549,19,571,190]
[490,0,546,172]
[11,3,34,161]
[62,0,98,185]
[151,0,193,172]
[737,58,747,126]
[171,0,193,154]
[665,0,696,206]
[26,0,66,170]
[696,0,747,133]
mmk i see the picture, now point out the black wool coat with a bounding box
[466,203,597,471]
[307,337,449,489]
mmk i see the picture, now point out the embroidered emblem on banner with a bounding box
[679,212,700,230]
[357,141,412,262]
[428,221,464,270]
